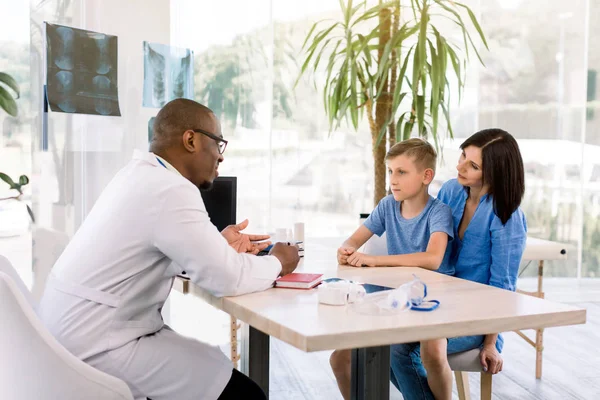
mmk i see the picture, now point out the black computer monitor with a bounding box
[200,176,237,231]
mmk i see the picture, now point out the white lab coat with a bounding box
[38,150,282,400]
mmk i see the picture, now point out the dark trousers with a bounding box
[217,369,266,400]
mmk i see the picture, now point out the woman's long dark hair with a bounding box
[461,129,525,225]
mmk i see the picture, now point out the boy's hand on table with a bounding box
[337,246,356,265]
[347,251,376,268]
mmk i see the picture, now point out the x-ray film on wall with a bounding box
[142,42,194,108]
[45,23,121,116]
[148,116,156,143]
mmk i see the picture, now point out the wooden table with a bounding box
[518,237,569,379]
[365,233,572,380]
[174,242,585,399]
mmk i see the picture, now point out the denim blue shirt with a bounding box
[438,179,527,350]
[437,179,527,290]
[364,194,455,275]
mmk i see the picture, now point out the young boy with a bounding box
[331,138,455,400]
[338,138,453,272]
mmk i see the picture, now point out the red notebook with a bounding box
[275,273,323,289]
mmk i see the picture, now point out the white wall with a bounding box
[30,0,170,297]
[31,0,169,233]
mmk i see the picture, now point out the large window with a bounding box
[172,0,376,239]
[476,0,596,278]
[172,0,598,278]
[5,0,593,283]
[0,0,32,277]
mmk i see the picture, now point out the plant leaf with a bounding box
[441,101,454,138]
[295,24,342,88]
[356,34,372,65]
[376,116,392,148]
[19,175,29,186]
[294,0,486,164]
[434,1,470,58]
[352,1,397,27]
[435,1,486,65]
[339,0,348,21]
[27,205,36,223]
[391,91,407,117]
[0,86,18,117]
[454,1,489,49]
[395,111,409,141]
[301,21,319,51]
[416,94,425,139]
[445,45,462,99]
[396,45,413,94]
[306,23,341,55]
[403,119,414,140]
[300,19,327,51]
[417,4,428,75]
[348,0,368,24]
[0,172,15,187]
[376,37,394,79]
[350,60,359,129]
[312,37,336,72]
[0,72,20,98]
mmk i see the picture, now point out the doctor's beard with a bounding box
[199,181,214,191]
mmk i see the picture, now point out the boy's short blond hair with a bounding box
[385,138,437,172]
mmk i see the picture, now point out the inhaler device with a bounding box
[318,281,366,306]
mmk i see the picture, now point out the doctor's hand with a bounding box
[221,219,271,255]
[346,251,376,268]
[269,242,300,276]
[337,246,356,265]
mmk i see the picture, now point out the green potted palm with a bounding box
[0,72,34,223]
[297,0,487,205]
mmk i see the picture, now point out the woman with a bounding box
[390,128,528,400]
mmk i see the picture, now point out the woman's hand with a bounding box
[479,344,503,374]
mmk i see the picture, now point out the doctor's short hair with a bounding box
[385,138,437,172]
[151,99,213,148]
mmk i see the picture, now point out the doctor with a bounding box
[38,98,300,400]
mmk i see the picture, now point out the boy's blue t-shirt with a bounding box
[363,194,455,275]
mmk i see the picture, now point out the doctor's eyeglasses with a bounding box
[192,129,228,154]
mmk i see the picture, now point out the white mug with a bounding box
[293,222,305,243]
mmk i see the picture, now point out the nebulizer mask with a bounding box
[351,274,440,316]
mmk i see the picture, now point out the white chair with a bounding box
[361,233,492,400]
[362,231,388,255]
[0,255,134,400]
[31,227,70,302]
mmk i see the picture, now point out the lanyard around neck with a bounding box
[156,157,167,169]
